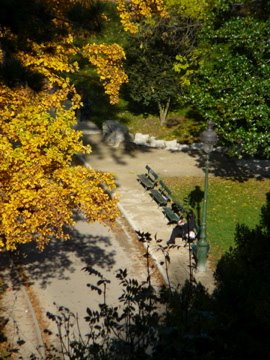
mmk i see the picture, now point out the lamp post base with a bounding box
[195,241,210,272]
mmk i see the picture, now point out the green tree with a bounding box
[123,13,199,125]
[165,0,214,18]
[186,0,270,158]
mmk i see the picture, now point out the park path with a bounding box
[82,130,216,290]
[1,123,223,359]
[1,215,162,358]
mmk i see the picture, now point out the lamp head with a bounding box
[200,121,218,154]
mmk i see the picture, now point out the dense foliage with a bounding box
[0,0,129,250]
[0,0,175,250]
[116,0,167,34]
[165,0,214,18]
[186,0,270,158]
[120,0,270,158]
[123,10,200,124]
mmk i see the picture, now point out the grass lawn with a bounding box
[162,175,270,264]
[118,111,205,144]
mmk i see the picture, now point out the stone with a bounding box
[102,120,131,148]
[178,144,189,151]
[164,140,180,151]
[133,133,150,145]
[147,137,166,149]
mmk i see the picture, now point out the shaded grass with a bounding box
[117,110,205,144]
[162,176,270,263]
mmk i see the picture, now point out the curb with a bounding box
[117,203,169,285]
[21,285,46,358]
[7,256,46,359]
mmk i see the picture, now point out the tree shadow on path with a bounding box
[83,130,270,181]
[0,226,116,290]
[82,132,163,166]
[181,147,270,181]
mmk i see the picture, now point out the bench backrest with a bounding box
[145,165,159,182]
[159,180,172,198]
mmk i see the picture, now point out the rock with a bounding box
[133,133,150,145]
[148,137,166,149]
[102,120,131,148]
[177,144,189,151]
[164,140,180,151]
[190,143,202,150]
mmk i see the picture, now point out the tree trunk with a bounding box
[158,98,170,126]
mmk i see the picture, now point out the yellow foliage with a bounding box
[0,0,121,251]
[0,92,120,251]
[83,43,128,104]
[165,0,212,19]
[116,0,168,33]
[173,53,200,86]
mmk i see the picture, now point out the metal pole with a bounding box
[196,153,210,271]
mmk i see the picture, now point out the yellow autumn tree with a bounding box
[0,0,120,251]
[117,0,168,33]
[83,43,128,104]
[0,0,169,251]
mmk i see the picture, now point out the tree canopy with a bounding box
[0,0,171,250]
[122,1,201,124]
[116,0,167,34]
[0,0,122,250]
[124,13,198,124]
[186,0,270,158]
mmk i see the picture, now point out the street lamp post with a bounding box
[196,121,218,272]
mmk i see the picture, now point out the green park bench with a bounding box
[137,165,159,190]
[163,201,186,224]
[150,180,172,207]
[162,206,180,224]
[137,167,192,228]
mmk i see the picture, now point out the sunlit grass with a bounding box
[162,176,270,263]
[117,112,204,144]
